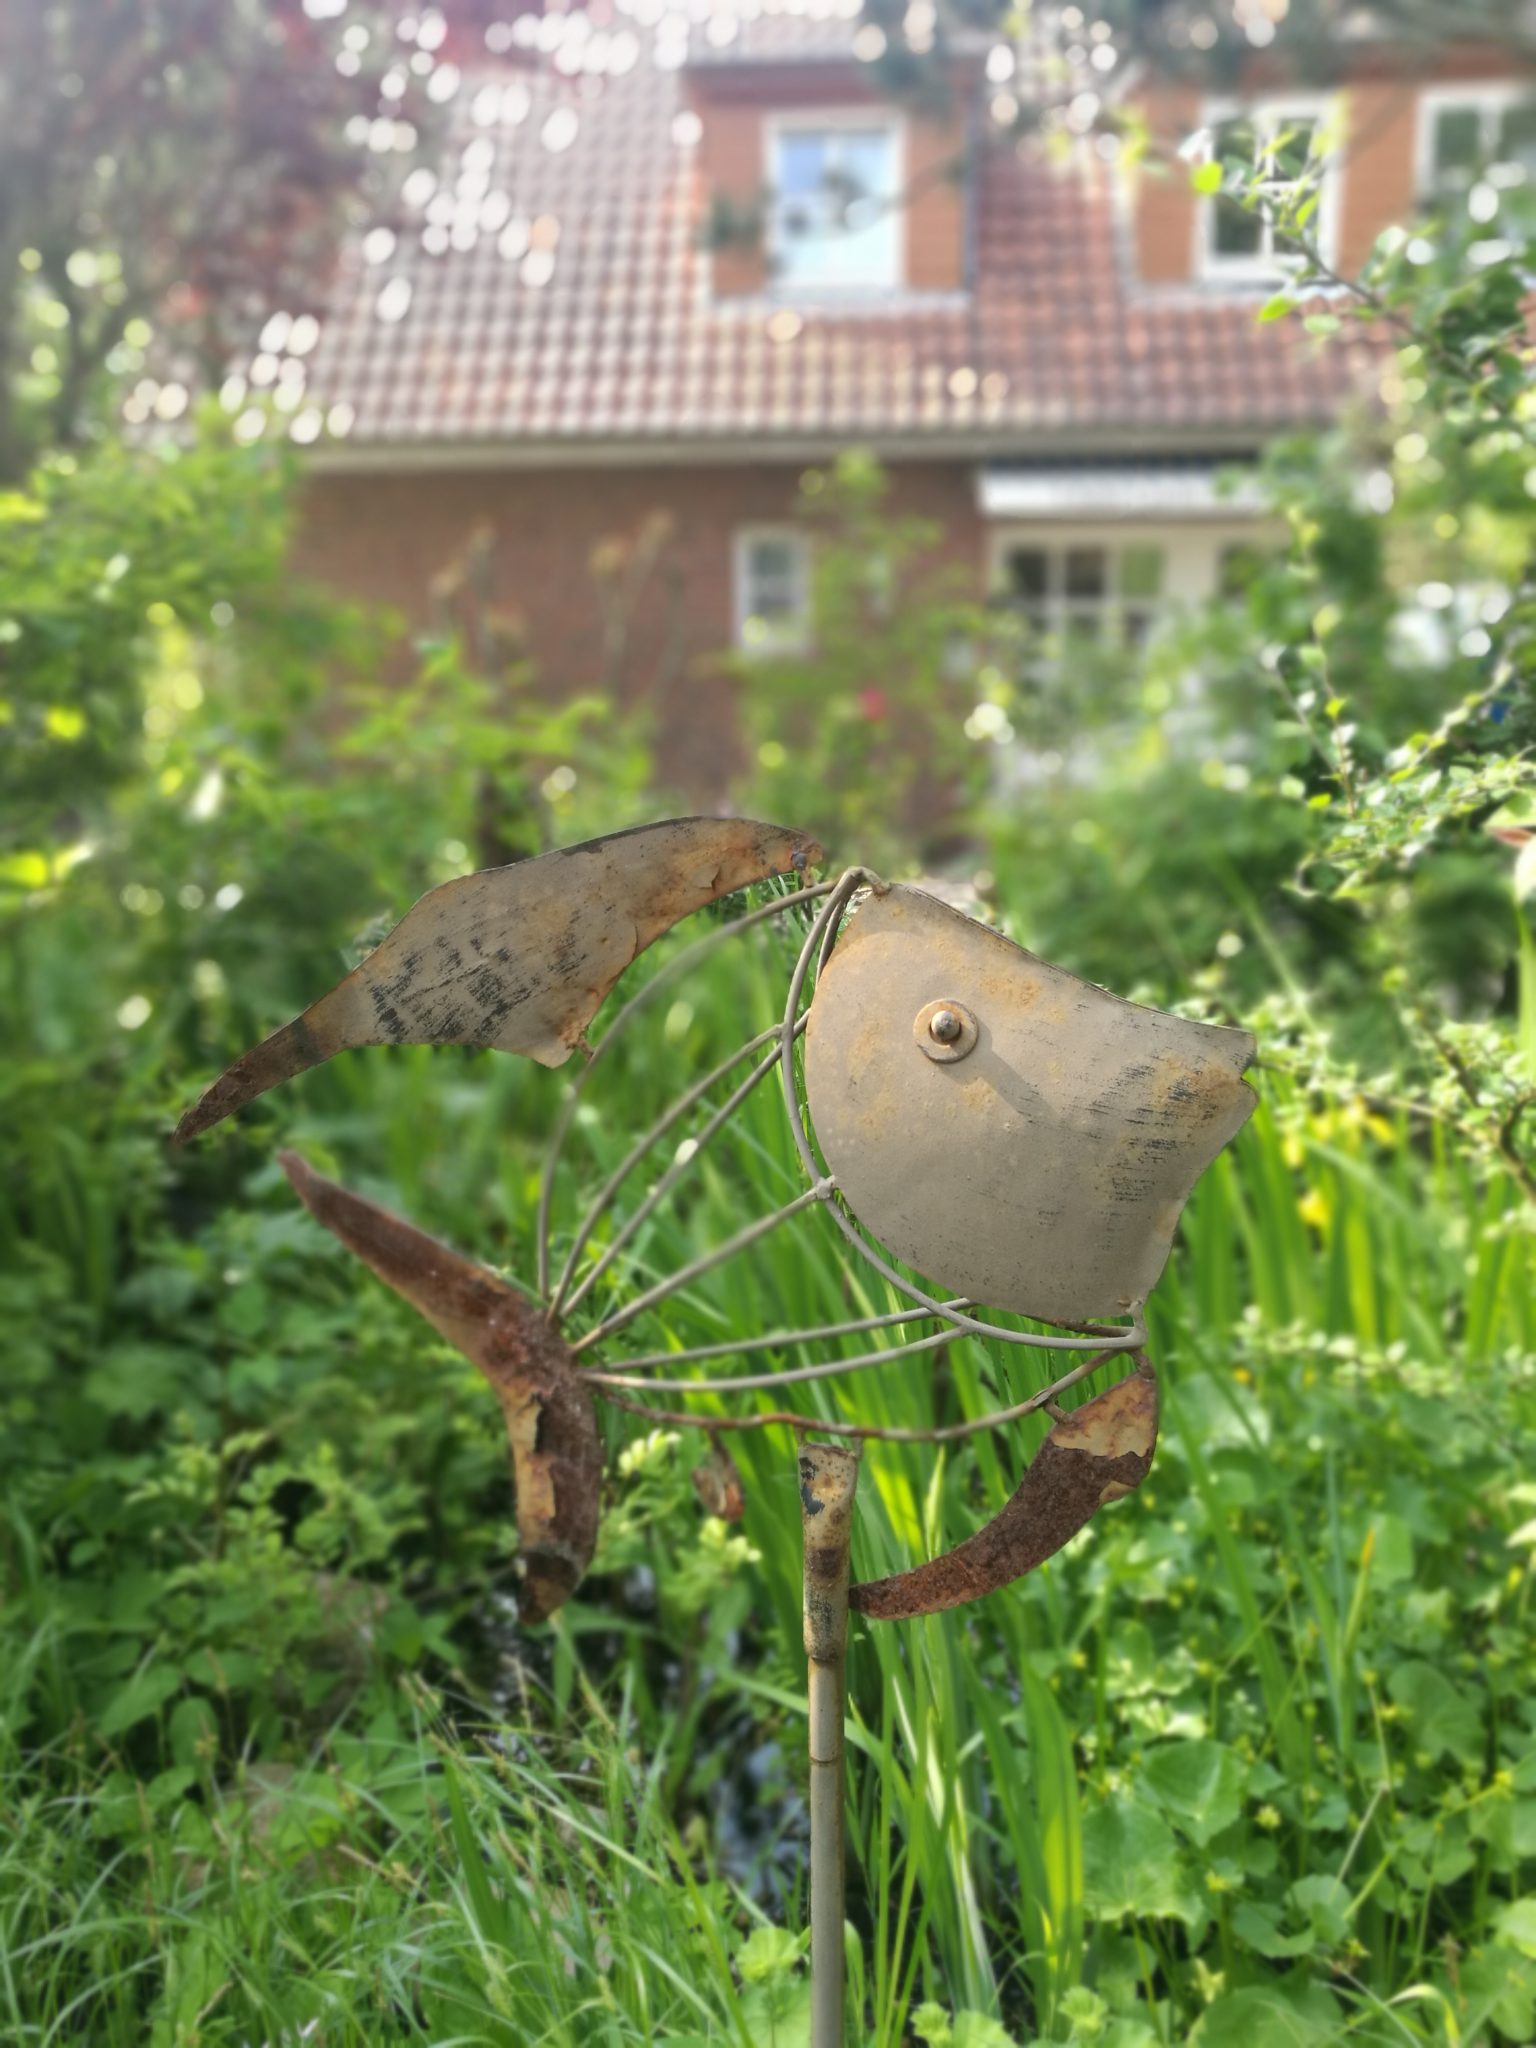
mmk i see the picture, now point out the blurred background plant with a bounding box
[2,17,1535,2048]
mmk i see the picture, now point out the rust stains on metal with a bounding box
[848,1361,1159,1621]
[174,817,822,1143]
[278,1151,600,1624]
[804,884,1256,1324]
[798,1441,860,1664]
[691,1434,747,1522]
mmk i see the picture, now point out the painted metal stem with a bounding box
[799,1438,860,2048]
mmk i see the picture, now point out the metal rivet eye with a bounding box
[913,997,978,1064]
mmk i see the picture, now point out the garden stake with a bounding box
[799,1437,860,2048]
[175,814,1258,2029]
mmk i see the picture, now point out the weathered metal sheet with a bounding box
[849,1361,1158,1619]
[174,816,821,1143]
[279,1151,599,1624]
[804,885,1255,1324]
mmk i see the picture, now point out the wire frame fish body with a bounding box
[175,819,1256,1624]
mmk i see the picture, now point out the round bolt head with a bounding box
[913,996,978,1064]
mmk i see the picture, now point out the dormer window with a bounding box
[1419,84,1536,203]
[1198,97,1340,282]
[766,113,903,293]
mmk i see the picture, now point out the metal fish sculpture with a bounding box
[173,818,1255,1624]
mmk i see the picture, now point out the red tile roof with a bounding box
[252,3,1380,459]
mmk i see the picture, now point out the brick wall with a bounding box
[686,62,970,297]
[296,458,982,794]
[1132,81,1203,285]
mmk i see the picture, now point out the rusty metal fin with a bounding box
[174,815,821,1142]
[279,1151,601,1624]
[849,1360,1158,1620]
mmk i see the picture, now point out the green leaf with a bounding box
[1138,1739,1246,1847]
[168,1693,218,1771]
[737,1926,806,1984]
[97,1662,181,1738]
[1192,1977,1344,2046]
[1259,293,1294,322]
[952,2018,1022,2048]
[1286,1873,1350,1946]
[1082,1800,1202,1926]
[1498,1898,1536,1959]
[1232,1902,1312,1959]
[1190,160,1224,195]
[1387,1659,1483,1764]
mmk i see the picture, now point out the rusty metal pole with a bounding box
[798,1436,860,2048]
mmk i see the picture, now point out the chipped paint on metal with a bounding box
[174,816,822,1143]
[803,885,1256,1324]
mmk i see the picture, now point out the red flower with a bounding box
[857,686,890,721]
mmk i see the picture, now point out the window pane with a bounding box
[1432,106,1482,185]
[1065,547,1107,599]
[1268,117,1316,180]
[1064,609,1102,643]
[1213,197,1264,256]
[1216,117,1257,169]
[1497,98,1536,170]
[838,130,892,217]
[777,132,829,199]
[1123,608,1156,650]
[1119,545,1165,601]
[1005,548,1049,601]
[747,538,800,618]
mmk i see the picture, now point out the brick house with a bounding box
[260,4,1530,791]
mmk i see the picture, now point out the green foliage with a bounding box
[734,450,995,864]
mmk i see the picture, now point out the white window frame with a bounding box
[985,531,1172,651]
[1416,81,1536,199]
[1197,93,1342,283]
[733,525,812,656]
[764,107,906,297]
